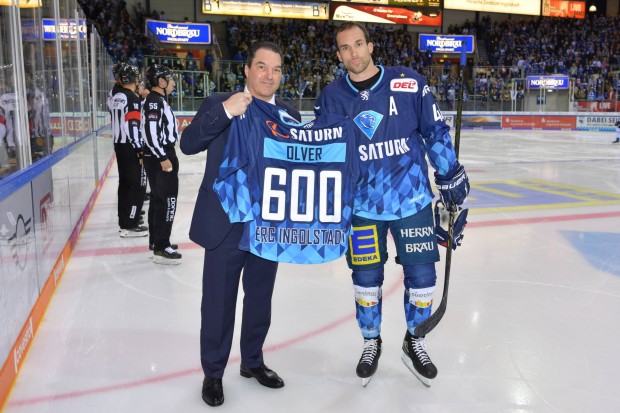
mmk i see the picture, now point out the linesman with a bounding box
[142,64,182,264]
[108,63,147,237]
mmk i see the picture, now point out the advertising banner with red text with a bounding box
[575,101,619,112]
[50,116,92,135]
[331,4,441,25]
[502,115,576,129]
[542,0,585,18]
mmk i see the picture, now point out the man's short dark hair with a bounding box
[335,22,371,48]
[246,41,283,67]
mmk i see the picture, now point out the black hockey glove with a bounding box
[434,201,468,250]
[435,161,469,206]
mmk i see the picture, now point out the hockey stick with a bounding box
[415,48,466,337]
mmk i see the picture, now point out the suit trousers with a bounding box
[200,223,278,378]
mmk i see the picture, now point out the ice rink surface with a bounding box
[3,129,620,413]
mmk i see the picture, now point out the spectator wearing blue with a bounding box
[204,50,214,73]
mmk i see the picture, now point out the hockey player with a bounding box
[613,120,620,143]
[142,65,181,264]
[108,64,148,237]
[315,22,469,387]
[0,86,17,160]
[30,83,53,158]
[0,109,8,169]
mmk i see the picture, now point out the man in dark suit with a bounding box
[180,41,301,408]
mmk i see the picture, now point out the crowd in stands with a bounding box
[224,15,620,105]
[77,0,620,106]
[452,15,620,103]
[77,0,158,67]
[224,19,464,103]
[79,0,209,102]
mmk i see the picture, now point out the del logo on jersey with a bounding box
[390,78,418,93]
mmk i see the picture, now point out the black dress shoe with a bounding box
[202,376,224,407]
[240,364,284,388]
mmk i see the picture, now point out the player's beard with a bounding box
[346,55,372,78]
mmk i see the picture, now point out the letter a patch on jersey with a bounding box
[353,110,383,141]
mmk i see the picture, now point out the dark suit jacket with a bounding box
[180,92,301,249]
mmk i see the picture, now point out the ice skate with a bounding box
[612,138,619,144]
[356,336,382,387]
[119,225,148,238]
[401,330,437,387]
[152,246,182,265]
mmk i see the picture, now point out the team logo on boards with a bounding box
[390,78,418,93]
[353,110,383,140]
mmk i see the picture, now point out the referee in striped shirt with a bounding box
[142,65,181,264]
[108,64,147,237]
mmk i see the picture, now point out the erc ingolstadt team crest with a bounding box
[353,110,383,141]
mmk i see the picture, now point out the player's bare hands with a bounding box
[223,92,252,117]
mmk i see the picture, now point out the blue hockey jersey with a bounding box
[315,65,458,220]
[214,98,359,264]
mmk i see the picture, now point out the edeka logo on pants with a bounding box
[349,225,380,265]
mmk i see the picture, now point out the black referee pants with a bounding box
[115,143,146,229]
[144,146,179,250]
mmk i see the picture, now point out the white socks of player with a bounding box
[401,330,437,387]
[356,336,382,387]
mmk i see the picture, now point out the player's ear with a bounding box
[244,64,249,78]
[368,42,374,54]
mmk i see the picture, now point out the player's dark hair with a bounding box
[335,22,371,48]
[246,41,283,68]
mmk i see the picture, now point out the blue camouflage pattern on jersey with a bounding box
[315,66,457,221]
[214,98,360,264]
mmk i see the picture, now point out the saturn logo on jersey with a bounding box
[390,78,418,93]
[265,120,290,139]
[353,110,383,140]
